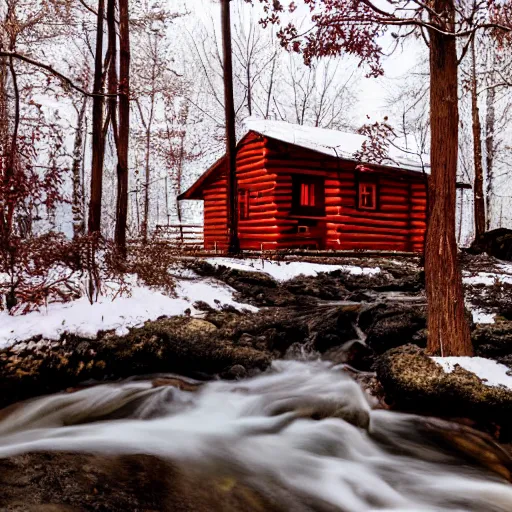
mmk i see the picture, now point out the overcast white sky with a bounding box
[179,0,424,125]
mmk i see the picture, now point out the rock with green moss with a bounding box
[375,345,512,440]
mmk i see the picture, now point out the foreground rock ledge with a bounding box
[0,317,270,409]
[375,345,512,441]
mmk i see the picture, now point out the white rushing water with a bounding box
[0,360,511,511]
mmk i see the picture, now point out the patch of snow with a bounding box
[205,257,381,282]
[470,309,496,324]
[463,271,512,286]
[244,117,429,173]
[0,277,257,350]
[432,356,512,390]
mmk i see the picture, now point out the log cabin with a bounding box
[178,119,467,253]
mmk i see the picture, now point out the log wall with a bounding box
[201,135,427,252]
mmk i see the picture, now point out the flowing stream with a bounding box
[1,360,511,511]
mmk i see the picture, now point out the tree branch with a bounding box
[0,51,119,98]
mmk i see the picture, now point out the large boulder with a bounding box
[361,304,427,354]
[0,317,271,409]
[468,228,512,261]
[0,452,284,512]
[375,345,512,440]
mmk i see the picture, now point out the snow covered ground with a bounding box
[0,275,257,350]
[432,357,512,390]
[470,309,496,325]
[205,257,381,281]
[463,272,512,286]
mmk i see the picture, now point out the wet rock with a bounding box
[220,364,247,380]
[309,305,360,353]
[363,304,427,354]
[283,341,317,361]
[322,340,375,372]
[375,345,512,441]
[468,228,512,261]
[0,452,285,512]
[284,273,348,300]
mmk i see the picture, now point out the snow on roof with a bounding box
[244,117,429,173]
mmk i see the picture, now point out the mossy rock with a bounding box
[473,322,512,359]
[375,345,512,440]
[0,316,271,409]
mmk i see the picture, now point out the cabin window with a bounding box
[292,176,325,216]
[239,189,249,220]
[358,182,377,210]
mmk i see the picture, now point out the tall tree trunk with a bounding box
[141,92,155,243]
[107,0,118,146]
[221,0,239,254]
[88,0,106,234]
[470,38,486,240]
[72,99,87,238]
[425,0,473,356]
[176,131,185,226]
[485,50,496,231]
[115,0,130,256]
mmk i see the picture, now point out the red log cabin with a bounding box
[178,119,466,253]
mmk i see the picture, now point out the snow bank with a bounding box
[205,257,381,282]
[432,357,512,390]
[0,277,257,349]
[470,308,496,325]
[463,271,512,286]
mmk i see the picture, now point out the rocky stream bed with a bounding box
[2,253,512,510]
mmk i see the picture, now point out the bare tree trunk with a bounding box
[88,0,106,234]
[115,0,130,256]
[221,0,239,254]
[72,98,87,238]
[176,131,185,224]
[425,0,472,356]
[485,51,496,231]
[3,56,19,240]
[470,38,486,240]
[140,93,155,243]
[265,55,277,119]
[107,0,118,146]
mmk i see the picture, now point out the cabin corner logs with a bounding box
[193,133,427,253]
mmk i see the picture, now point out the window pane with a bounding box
[360,183,376,209]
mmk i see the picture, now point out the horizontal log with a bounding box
[337,207,408,219]
[380,195,409,204]
[333,215,409,228]
[379,204,409,212]
[338,225,411,235]
[235,168,269,180]
[337,233,408,241]
[238,176,278,186]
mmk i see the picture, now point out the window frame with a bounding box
[291,175,326,217]
[357,181,378,211]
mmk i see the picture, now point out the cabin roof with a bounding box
[179,118,470,201]
[244,118,429,173]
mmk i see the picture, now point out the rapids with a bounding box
[0,360,511,511]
